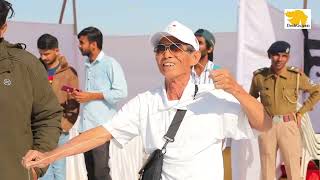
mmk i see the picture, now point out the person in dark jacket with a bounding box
[0,1,62,179]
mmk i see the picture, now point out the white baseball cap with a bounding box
[150,21,199,51]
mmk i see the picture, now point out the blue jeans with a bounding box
[40,133,69,180]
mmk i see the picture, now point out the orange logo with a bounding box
[284,9,311,29]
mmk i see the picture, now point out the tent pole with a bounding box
[59,0,68,24]
[72,0,78,35]
[303,0,308,9]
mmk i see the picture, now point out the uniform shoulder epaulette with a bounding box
[287,66,303,74]
[253,67,268,75]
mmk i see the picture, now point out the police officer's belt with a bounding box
[272,114,296,123]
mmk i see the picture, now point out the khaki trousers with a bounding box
[258,121,301,180]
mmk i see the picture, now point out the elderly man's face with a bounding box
[154,36,200,81]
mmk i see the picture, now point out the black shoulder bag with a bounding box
[138,85,198,180]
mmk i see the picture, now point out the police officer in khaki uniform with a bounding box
[250,41,320,180]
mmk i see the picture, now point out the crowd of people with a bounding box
[1,1,320,180]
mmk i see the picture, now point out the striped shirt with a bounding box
[191,61,215,84]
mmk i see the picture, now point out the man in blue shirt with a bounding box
[72,26,128,180]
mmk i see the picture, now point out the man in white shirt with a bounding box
[192,29,216,84]
[22,21,271,180]
[192,29,232,178]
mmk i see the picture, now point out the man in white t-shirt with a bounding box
[22,21,271,180]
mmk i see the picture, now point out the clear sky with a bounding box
[7,0,320,36]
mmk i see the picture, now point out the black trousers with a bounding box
[84,142,112,180]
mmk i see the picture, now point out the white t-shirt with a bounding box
[103,80,256,180]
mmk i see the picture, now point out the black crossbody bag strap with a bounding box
[161,109,187,150]
[162,84,198,150]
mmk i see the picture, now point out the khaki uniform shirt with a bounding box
[250,66,320,116]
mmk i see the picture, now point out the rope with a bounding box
[284,72,300,104]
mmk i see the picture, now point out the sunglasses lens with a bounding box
[169,44,182,53]
[154,44,166,54]
[154,43,184,54]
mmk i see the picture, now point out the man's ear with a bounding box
[54,48,60,55]
[91,41,98,49]
[190,51,201,66]
[0,22,8,38]
[208,46,213,54]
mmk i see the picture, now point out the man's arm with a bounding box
[210,69,271,131]
[72,91,104,103]
[101,59,128,104]
[23,89,144,170]
[298,72,320,115]
[249,75,260,98]
[22,126,112,169]
[230,83,271,131]
[73,59,128,104]
[61,68,80,130]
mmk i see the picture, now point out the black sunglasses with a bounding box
[154,43,193,54]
